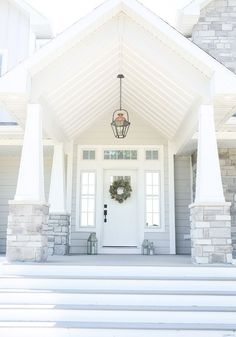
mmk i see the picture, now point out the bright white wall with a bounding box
[0,0,30,72]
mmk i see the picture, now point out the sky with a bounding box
[25,0,190,34]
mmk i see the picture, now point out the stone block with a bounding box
[212,238,227,245]
[55,236,62,244]
[202,246,214,252]
[6,203,49,263]
[194,256,209,264]
[54,245,67,255]
[209,227,231,238]
[210,254,226,263]
[222,24,233,30]
[61,236,67,245]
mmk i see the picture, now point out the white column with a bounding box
[49,143,66,213]
[195,104,225,203]
[15,104,45,203]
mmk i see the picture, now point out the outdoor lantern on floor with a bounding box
[111,74,130,139]
[142,239,149,255]
[87,232,98,255]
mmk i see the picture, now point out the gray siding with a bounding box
[174,156,191,255]
[0,148,52,254]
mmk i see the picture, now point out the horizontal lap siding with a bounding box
[0,152,52,254]
[0,156,20,253]
[174,156,191,255]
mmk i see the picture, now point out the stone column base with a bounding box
[190,203,232,264]
[48,213,70,255]
[6,201,49,262]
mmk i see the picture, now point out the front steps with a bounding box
[0,262,236,336]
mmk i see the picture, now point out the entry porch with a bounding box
[1,0,236,264]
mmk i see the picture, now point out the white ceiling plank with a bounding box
[57,80,117,123]
[61,88,118,134]
[47,46,120,101]
[123,50,194,105]
[124,90,174,138]
[123,44,197,100]
[51,65,118,112]
[124,77,184,126]
[124,67,188,117]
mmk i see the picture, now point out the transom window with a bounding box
[146,150,158,160]
[104,150,137,160]
[83,150,95,160]
[145,172,161,228]
[80,172,96,228]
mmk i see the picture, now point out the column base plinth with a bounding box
[6,202,49,262]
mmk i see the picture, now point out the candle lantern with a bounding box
[87,232,98,255]
[142,239,149,255]
[111,74,130,139]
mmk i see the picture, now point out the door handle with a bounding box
[104,204,107,222]
[104,209,107,222]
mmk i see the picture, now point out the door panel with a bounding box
[102,170,138,247]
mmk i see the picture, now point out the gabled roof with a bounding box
[177,0,213,37]
[0,0,236,150]
[10,0,53,38]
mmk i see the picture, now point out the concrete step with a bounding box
[1,303,236,312]
[0,326,236,337]
[0,291,235,307]
[1,264,236,278]
[1,262,236,335]
[0,277,235,292]
[0,308,236,324]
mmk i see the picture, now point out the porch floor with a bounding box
[0,254,235,267]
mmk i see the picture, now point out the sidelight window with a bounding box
[80,172,96,228]
[145,171,161,228]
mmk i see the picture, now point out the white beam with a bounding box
[14,104,45,203]
[195,105,225,203]
[49,143,66,213]
[172,99,200,154]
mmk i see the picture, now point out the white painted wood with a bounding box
[14,104,45,203]
[195,105,225,203]
[0,0,30,71]
[65,141,74,214]
[168,142,176,254]
[103,169,138,247]
[49,143,66,213]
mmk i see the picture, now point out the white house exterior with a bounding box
[1,0,236,264]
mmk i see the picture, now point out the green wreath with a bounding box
[109,179,132,203]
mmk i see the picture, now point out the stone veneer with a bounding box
[48,213,70,255]
[192,0,236,74]
[190,203,232,264]
[192,149,236,258]
[7,202,49,262]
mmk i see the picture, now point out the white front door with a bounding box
[102,170,138,247]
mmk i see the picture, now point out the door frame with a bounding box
[75,145,165,254]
